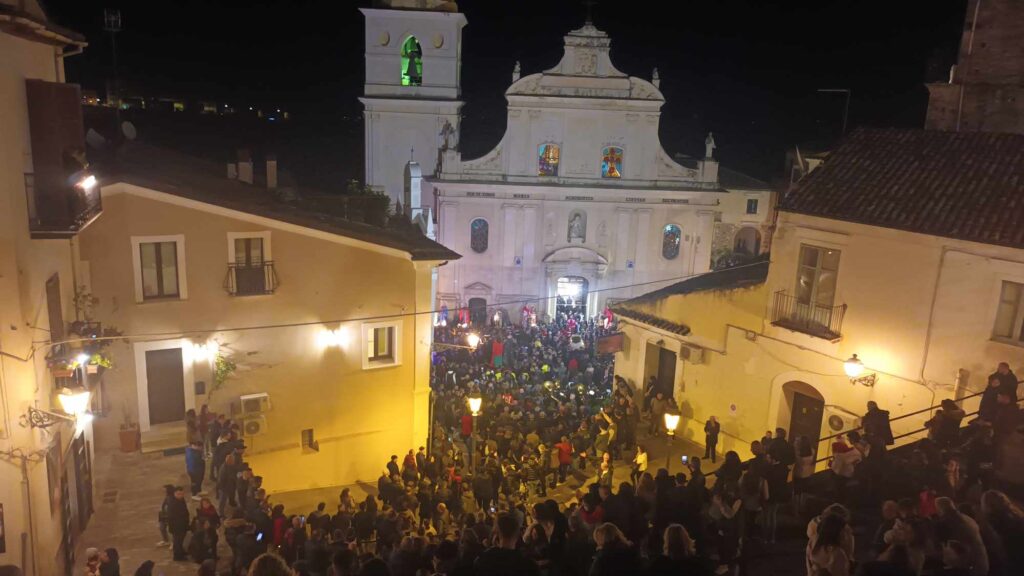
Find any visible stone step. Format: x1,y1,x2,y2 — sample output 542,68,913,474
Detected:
140,423,186,454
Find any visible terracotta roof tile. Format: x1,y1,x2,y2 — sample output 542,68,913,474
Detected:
781,128,1024,249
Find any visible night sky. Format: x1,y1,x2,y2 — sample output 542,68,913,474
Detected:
46,0,967,188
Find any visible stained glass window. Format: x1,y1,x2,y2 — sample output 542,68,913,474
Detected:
662,224,681,260
470,218,488,253
400,37,423,86
601,146,623,178
538,144,560,176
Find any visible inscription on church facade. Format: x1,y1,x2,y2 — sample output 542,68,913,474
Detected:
467,192,496,198
565,195,594,201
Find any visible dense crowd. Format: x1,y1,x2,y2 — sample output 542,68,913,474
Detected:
80,310,1024,576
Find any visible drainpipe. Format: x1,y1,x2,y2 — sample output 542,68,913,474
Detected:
917,247,949,411
956,0,983,131
22,456,37,576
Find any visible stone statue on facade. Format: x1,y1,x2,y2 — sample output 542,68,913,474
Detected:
652,67,660,89
705,132,716,159
439,119,457,151
568,213,586,243
512,61,521,82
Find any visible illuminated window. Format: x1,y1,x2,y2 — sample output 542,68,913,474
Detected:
796,245,840,307
662,224,681,260
601,146,623,178
993,281,1024,343
470,218,489,253
400,36,423,86
538,143,560,176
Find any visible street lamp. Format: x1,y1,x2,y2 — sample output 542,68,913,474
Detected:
467,394,482,472
843,353,877,387
664,412,680,471
466,332,481,350
24,388,92,430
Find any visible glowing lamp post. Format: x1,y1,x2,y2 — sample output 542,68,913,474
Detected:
466,332,481,350
664,411,681,471
467,394,482,472
58,388,92,417
843,353,877,386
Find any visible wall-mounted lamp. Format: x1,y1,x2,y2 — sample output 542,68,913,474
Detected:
466,333,481,350
317,327,349,349
843,354,877,387
24,388,92,430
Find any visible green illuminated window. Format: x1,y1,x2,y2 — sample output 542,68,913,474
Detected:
401,36,423,86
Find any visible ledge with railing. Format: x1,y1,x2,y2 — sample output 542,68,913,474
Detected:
770,290,846,341
224,261,279,296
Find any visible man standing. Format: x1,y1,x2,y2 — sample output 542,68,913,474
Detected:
650,392,668,435
989,362,1019,401
704,416,721,463
186,440,205,500
166,486,191,561
862,401,894,448
554,436,574,483
474,513,539,576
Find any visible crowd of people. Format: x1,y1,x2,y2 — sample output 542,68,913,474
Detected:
83,308,1024,576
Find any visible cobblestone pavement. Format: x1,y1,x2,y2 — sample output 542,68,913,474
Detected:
76,423,724,575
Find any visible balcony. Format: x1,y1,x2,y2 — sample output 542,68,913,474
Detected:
225,262,278,296
770,290,846,341
26,173,102,239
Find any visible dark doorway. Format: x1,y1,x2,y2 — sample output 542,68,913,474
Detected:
72,434,93,530
790,391,825,451
146,348,185,425
468,297,488,326
657,347,677,397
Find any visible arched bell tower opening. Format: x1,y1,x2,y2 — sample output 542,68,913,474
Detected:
400,36,423,86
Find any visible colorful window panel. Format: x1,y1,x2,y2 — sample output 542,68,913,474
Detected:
470,218,489,253
662,224,681,260
538,144,560,176
601,146,623,178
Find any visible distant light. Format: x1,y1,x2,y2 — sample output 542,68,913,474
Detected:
77,175,98,191
75,353,90,366
249,106,253,111
466,333,481,350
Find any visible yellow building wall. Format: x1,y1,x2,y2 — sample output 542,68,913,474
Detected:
0,30,93,575
77,185,441,493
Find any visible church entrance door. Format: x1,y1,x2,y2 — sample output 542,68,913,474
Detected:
556,276,589,320
468,297,488,326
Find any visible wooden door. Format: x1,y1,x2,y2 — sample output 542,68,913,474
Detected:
657,347,677,396
146,348,185,425
790,391,824,450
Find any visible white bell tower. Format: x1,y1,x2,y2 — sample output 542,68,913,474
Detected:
360,1,466,208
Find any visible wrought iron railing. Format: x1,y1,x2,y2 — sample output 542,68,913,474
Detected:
770,290,846,340
26,173,103,238
224,261,278,296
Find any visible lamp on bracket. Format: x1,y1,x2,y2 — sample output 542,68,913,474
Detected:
843,354,877,387
23,387,93,429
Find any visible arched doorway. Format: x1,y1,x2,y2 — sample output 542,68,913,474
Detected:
782,381,824,452
468,297,487,327
734,227,762,256
556,276,589,319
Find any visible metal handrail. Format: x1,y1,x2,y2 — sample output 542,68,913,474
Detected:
816,388,986,446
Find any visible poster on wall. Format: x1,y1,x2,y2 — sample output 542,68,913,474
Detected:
0,502,5,553
46,431,62,515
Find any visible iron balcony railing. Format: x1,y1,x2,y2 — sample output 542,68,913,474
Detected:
770,290,846,340
26,173,103,239
224,261,278,296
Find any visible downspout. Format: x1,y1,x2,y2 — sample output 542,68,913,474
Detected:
54,44,85,83
22,456,37,576
917,247,949,410
956,0,983,131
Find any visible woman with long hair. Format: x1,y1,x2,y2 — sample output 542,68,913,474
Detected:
714,451,743,494
591,523,639,576
647,524,713,576
631,444,648,486
807,513,852,576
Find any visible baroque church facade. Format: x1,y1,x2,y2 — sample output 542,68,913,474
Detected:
361,1,773,319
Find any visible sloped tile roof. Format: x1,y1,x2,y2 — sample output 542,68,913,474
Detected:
780,128,1024,249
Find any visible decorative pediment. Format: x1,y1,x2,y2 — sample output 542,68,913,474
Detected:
542,246,609,266
463,281,493,294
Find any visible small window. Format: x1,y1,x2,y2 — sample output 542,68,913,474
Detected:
746,198,759,215
795,245,840,307
993,280,1024,344
301,428,319,453
662,224,681,259
401,36,423,86
363,321,401,369
538,144,560,176
470,218,489,253
601,146,623,178
140,241,180,299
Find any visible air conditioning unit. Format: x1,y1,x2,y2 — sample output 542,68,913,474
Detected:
240,392,270,416
241,414,267,436
679,344,705,365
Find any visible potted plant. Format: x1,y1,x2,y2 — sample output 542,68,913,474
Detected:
119,409,140,453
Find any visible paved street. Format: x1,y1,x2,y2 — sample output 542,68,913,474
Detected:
77,421,719,573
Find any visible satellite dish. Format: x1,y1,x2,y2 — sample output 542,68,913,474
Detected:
121,121,137,141
86,128,107,149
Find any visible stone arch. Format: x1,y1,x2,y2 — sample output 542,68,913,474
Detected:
780,380,825,452
734,226,762,256
400,35,423,86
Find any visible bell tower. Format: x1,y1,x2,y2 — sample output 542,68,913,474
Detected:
360,1,466,207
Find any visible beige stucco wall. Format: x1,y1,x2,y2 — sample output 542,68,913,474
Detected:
614,210,1024,465
0,30,93,575
77,185,441,493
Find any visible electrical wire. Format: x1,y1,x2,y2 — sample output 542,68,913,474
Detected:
35,261,769,353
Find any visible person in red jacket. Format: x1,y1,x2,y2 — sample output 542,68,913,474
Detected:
554,436,574,483
271,504,288,549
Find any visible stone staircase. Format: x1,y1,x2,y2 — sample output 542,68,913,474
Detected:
140,421,186,454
